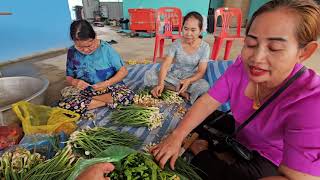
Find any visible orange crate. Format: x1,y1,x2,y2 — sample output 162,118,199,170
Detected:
128,8,156,32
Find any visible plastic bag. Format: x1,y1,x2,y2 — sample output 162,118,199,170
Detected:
19,132,67,159
12,101,80,135
0,125,23,150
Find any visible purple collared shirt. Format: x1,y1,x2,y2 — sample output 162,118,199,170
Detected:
208,56,320,176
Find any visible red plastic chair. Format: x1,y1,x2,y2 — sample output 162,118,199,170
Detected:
210,7,244,60
153,7,182,63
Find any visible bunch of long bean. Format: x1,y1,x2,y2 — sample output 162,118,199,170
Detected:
67,127,141,157
111,105,163,130
23,145,78,180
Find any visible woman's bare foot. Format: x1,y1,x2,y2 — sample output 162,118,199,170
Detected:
190,139,208,155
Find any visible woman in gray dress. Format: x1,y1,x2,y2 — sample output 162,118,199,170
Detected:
144,11,210,104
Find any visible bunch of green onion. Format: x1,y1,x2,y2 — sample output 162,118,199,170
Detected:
111,105,163,130
67,127,141,157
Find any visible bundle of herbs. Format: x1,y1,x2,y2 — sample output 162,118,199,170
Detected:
111,105,163,130
67,127,141,157
109,152,179,180
0,148,44,180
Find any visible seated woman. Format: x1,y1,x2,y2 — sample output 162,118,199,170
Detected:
58,20,134,114
144,11,210,104
151,0,320,179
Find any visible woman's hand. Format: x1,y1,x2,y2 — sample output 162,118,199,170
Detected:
150,131,183,170
73,79,90,90
151,84,165,98
76,162,115,180
92,80,111,91
178,79,191,94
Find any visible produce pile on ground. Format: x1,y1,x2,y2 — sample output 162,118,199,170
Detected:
1,128,203,179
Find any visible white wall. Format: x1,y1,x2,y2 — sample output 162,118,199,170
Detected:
68,0,83,20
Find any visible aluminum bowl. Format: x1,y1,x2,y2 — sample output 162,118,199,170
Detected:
0,76,49,125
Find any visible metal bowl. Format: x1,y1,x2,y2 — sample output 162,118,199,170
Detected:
0,76,49,125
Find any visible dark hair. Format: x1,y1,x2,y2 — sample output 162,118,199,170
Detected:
70,20,96,41
246,0,320,48
183,11,203,31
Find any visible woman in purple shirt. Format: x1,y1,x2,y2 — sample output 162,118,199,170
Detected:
151,0,320,179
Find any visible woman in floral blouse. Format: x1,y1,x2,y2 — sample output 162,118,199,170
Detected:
58,20,134,115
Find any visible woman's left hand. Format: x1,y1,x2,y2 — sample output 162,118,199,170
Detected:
178,79,191,94
92,80,111,91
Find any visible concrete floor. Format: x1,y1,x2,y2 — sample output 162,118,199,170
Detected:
1,26,319,105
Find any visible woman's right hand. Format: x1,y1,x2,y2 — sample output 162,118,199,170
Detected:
151,84,164,98
76,162,115,180
72,79,90,90
150,131,183,170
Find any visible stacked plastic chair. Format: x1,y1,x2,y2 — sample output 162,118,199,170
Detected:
153,7,182,63
210,7,244,60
